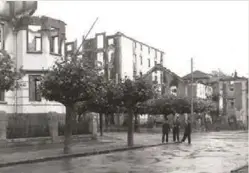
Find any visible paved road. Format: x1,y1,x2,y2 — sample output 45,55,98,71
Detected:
0,131,247,173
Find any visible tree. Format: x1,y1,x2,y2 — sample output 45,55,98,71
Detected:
39,56,102,154
86,80,122,136
0,50,24,91
118,78,154,146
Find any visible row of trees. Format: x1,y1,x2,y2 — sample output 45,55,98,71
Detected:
0,51,218,154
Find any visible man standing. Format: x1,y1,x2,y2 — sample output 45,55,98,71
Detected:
173,115,180,142
181,117,191,144
162,118,170,143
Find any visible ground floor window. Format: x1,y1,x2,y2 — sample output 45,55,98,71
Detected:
29,75,41,101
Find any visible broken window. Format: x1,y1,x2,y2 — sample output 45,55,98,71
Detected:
96,52,104,74
27,25,42,52
148,58,150,67
50,28,61,55
108,38,114,46
29,75,41,101
0,90,4,101
0,24,3,50
96,34,104,49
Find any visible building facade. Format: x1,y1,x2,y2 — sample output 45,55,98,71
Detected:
218,76,248,127
65,32,166,82
182,70,213,99
142,64,186,97
0,2,66,116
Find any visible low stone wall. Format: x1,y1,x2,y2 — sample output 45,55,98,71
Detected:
0,111,98,147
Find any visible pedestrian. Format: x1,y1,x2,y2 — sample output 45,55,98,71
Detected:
162,118,170,143
181,117,191,144
173,115,180,142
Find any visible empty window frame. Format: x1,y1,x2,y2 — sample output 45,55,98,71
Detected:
108,38,114,46
96,34,104,49
29,75,41,101
27,25,42,52
50,28,62,55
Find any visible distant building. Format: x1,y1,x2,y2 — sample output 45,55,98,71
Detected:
65,32,166,82
182,70,213,99
218,73,248,127
142,64,186,97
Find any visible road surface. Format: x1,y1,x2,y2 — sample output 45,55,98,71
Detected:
0,131,247,173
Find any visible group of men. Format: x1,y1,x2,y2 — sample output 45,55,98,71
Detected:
162,115,191,144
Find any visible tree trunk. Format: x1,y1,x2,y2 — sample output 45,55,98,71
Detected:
99,113,103,136
105,114,109,131
64,106,74,154
134,114,140,132
127,109,134,146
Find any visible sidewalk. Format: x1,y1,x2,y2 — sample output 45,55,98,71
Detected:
0,131,246,169
0,132,167,168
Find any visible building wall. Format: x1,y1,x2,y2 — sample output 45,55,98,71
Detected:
0,17,66,115
119,36,133,79
219,80,248,126
186,83,212,99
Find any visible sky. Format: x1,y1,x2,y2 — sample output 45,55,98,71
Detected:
35,1,249,77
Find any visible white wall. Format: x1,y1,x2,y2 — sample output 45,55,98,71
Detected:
1,23,66,114
120,35,164,81
120,36,133,79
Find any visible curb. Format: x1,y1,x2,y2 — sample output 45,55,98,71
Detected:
231,165,248,173
0,142,172,168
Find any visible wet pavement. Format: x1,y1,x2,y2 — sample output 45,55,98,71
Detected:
0,131,247,173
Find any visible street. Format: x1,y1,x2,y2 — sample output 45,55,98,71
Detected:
0,131,247,173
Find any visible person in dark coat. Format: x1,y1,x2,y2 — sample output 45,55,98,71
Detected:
173,116,180,142
162,118,170,143
181,118,191,144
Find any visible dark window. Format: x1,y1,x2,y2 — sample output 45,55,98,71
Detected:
230,101,234,108
230,87,234,91
154,60,157,66
148,47,150,54
50,28,62,55
0,23,4,50
29,75,41,102
140,55,143,65
155,76,158,82
134,42,137,48
0,91,4,101
140,71,143,77
140,44,143,51
27,25,42,52
160,73,163,83
148,59,150,67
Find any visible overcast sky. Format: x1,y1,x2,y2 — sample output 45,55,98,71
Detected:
35,1,248,77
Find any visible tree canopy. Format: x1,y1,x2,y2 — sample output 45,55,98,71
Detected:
40,57,102,107
0,50,24,91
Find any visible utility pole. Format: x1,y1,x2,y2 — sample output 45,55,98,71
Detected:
191,58,194,118
74,17,99,57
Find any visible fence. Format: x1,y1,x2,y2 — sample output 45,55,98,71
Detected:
6,113,91,139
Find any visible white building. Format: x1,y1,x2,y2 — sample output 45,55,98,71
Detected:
66,32,166,83
0,2,66,116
